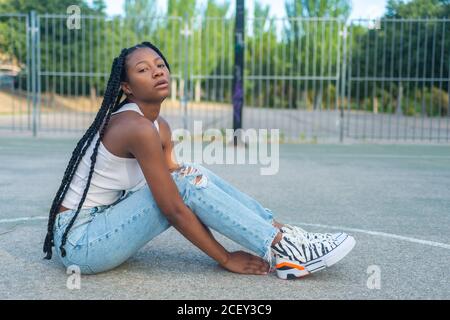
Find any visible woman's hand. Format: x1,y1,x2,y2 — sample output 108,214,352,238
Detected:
220,250,270,275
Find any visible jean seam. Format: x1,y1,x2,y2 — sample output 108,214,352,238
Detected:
53,231,93,273
86,208,149,247
63,256,95,275
84,208,153,274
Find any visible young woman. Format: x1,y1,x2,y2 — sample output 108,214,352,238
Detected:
43,41,355,280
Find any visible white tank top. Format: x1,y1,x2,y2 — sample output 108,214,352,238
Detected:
61,102,159,209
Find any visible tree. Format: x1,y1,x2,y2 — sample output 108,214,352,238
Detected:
285,0,351,19
350,0,450,116
0,0,100,14
283,0,351,109
0,0,107,95
385,0,450,18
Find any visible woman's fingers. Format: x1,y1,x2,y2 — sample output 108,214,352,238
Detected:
245,253,269,273
245,265,268,275
247,260,269,274
223,251,269,275
252,256,270,269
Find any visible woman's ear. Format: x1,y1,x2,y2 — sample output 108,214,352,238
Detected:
120,82,132,96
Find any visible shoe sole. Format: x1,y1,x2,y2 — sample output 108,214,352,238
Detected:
275,235,356,280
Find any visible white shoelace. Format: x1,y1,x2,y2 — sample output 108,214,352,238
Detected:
281,227,336,261
283,225,335,243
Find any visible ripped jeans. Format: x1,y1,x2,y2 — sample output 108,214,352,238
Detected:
52,162,279,274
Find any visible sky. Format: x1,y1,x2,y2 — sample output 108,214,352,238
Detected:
98,0,389,20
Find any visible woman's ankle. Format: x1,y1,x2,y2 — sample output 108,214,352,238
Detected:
272,220,285,229
271,231,283,246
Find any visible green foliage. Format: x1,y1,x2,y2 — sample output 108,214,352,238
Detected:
385,0,450,18
348,0,450,118
285,0,352,20
0,0,448,120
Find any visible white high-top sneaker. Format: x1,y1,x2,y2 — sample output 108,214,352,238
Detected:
271,226,356,280
282,224,347,243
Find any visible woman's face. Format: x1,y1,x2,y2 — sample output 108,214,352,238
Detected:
121,47,171,103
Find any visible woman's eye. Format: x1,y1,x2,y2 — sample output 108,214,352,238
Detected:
158,64,165,68
139,68,148,73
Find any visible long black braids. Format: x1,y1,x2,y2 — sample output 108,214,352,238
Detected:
43,41,171,259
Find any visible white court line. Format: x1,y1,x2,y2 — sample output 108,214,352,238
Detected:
296,222,450,250
299,154,450,159
1,216,449,250
0,216,47,224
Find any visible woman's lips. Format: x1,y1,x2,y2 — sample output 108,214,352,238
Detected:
155,82,169,89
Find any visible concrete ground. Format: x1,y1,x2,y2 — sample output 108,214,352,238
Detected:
0,136,449,299
3,107,450,143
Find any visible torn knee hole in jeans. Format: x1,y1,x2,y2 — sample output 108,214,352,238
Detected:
179,166,208,188
190,174,208,187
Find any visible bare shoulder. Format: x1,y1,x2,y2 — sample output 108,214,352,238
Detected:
156,115,168,125
101,111,157,158
156,115,172,144
105,112,157,145
126,114,160,143
156,115,171,132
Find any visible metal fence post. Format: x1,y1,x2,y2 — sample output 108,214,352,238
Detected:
29,11,38,137
180,14,191,130
25,14,31,132
340,23,348,143
232,0,245,143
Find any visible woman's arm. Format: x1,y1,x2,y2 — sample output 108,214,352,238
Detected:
128,117,229,265
126,117,269,275
156,115,182,173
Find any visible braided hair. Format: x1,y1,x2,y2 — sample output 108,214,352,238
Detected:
43,41,171,259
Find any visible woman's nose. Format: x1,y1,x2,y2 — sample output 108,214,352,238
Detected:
153,69,164,78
